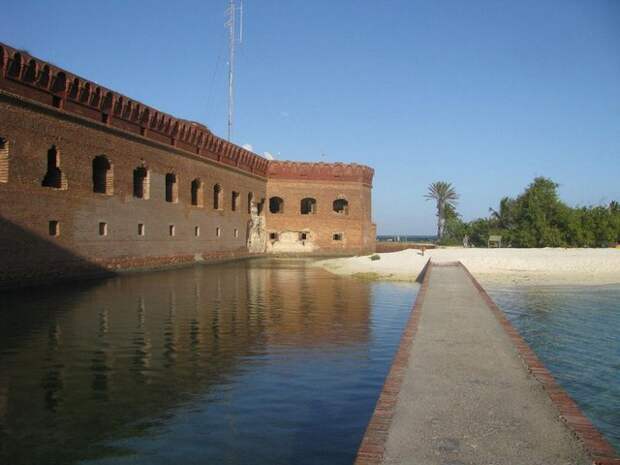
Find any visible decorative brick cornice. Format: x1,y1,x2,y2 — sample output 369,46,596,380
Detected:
267,160,374,186
0,42,269,177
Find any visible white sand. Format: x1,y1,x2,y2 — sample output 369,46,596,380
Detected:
317,248,620,286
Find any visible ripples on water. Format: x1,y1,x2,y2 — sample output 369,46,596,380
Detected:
0,259,418,465
485,283,620,452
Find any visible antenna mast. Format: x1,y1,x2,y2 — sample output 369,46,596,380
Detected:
226,0,235,141
226,0,243,141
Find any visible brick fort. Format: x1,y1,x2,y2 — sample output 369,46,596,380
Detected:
0,42,376,287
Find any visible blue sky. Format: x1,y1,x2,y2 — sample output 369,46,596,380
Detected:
3,0,619,234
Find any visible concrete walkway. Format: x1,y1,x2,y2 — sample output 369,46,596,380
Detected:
379,264,590,465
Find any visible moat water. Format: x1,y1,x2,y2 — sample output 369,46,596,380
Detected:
0,259,418,465
486,283,620,452
1,262,618,464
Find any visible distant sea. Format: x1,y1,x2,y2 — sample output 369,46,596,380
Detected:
376,235,437,243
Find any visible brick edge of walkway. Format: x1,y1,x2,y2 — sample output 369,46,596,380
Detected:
353,259,434,465
354,261,619,465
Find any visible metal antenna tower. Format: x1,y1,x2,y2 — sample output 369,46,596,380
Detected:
226,0,243,141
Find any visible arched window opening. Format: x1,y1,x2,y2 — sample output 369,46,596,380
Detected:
269,196,284,214
165,173,178,203
92,155,113,194
133,166,149,199
42,146,67,189
191,179,203,207
333,198,349,215
231,191,240,211
0,137,9,183
247,192,254,214
213,184,223,210
300,197,316,215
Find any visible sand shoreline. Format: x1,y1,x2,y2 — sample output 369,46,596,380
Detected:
317,248,620,286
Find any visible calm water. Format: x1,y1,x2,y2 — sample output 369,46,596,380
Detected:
0,259,418,465
486,284,620,452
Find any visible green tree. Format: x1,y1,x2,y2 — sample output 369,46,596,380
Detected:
468,218,492,247
425,181,459,240
477,179,619,248
506,177,567,247
440,204,470,245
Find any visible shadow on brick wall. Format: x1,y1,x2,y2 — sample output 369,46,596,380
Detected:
0,217,114,290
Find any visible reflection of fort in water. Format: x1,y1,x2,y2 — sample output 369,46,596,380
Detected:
0,259,372,462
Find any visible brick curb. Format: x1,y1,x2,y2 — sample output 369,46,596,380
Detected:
353,260,432,465
458,261,619,465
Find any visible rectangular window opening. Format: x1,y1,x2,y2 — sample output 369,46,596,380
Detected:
169,225,175,237
269,232,278,241
234,228,239,238
299,232,308,241
216,227,222,237
49,220,60,237
333,233,343,241
0,136,9,183
232,191,239,212
138,223,145,236
99,222,108,236
195,226,200,237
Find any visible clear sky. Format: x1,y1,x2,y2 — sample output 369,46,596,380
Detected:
3,0,619,234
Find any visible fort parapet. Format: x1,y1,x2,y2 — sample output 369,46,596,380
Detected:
267,161,374,186
0,43,268,177
0,42,375,287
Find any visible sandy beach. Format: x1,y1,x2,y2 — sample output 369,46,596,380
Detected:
317,248,620,286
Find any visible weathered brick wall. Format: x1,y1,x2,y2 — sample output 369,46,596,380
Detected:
265,164,376,255
0,42,376,287
0,94,266,286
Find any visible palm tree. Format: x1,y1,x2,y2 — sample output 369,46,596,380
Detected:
489,196,515,229
425,181,459,240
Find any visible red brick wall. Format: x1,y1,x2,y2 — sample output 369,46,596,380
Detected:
0,42,376,286
265,176,375,255
0,93,266,286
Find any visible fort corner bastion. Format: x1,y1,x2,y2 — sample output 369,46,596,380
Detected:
0,42,375,287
